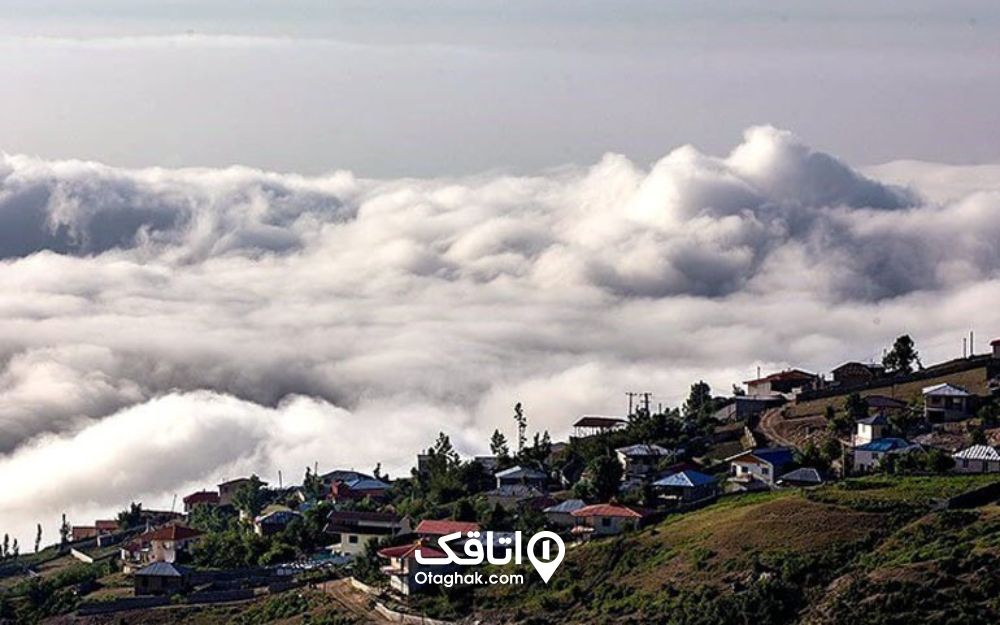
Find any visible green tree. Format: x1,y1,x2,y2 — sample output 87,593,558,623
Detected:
845,393,869,421
34,524,42,554
302,467,326,501
883,334,921,375
514,402,527,453
232,475,267,518
58,514,69,549
116,502,144,530
683,381,713,421
971,428,988,445
587,455,624,502
490,429,511,459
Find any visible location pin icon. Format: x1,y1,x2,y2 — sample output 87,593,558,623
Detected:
526,531,565,583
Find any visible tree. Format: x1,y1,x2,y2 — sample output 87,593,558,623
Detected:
35,524,42,554
59,514,70,549
11,539,18,560
883,334,921,375
116,502,144,530
683,381,713,421
490,429,511,459
231,475,267,518
302,467,326,501
587,455,624,502
845,393,868,421
732,384,746,397
2,534,8,560
971,428,988,445
514,403,527,453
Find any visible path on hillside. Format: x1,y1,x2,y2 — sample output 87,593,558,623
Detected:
758,407,800,449
320,579,393,624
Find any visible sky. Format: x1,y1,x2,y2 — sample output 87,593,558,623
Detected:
1,1,1000,547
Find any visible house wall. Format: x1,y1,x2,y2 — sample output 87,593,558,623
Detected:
545,511,576,528
582,515,637,536
730,459,776,485
953,457,1000,474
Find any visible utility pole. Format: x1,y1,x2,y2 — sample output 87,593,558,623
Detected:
625,392,640,417
641,392,653,417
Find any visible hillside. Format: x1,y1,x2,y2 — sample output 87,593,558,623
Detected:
464,475,1000,625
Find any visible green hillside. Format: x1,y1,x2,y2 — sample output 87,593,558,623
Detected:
464,475,1000,625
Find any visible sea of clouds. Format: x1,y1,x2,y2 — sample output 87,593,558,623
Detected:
2,125,1000,545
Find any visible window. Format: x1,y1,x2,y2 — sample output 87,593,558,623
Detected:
761,467,769,476
601,518,612,527
348,535,359,544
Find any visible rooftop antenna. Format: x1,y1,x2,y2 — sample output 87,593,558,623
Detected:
971,331,975,355
170,494,176,513
756,365,761,379
278,470,283,489
964,337,968,358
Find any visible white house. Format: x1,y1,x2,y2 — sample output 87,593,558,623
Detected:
853,414,889,446
570,503,648,539
952,445,1000,474
542,499,586,528
853,438,921,473
378,542,455,596
615,444,674,478
121,525,203,571
726,448,794,487
324,510,411,558
923,383,974,422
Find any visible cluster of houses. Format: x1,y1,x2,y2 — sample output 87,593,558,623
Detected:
64,337,1000,601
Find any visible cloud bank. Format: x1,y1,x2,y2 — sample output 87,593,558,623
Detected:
2,126,1000,544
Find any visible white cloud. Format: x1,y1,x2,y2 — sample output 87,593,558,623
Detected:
1,126,1000,545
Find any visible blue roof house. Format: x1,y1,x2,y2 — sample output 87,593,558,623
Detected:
852,438,921,473
653,470,720,505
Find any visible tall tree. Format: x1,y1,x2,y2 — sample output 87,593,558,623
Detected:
489,429,511,459
34,524,42,553
232,475,267,518
513,402,527,453
587,455,624,502
845,392,869,421
302,467,325,501
59,514,70,549
883,334,921,374
683,381,714,421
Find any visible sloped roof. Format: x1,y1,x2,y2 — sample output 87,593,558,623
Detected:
137,525,203,542
255,509,302,525
953,445,1000,461
485,485,544,498
320,470,374,483
855,437,916,452
727,447,794,467
378,542,446,560
922,383,972,397
573,416,628,428
856,414,889,426
865,395,907,409
495,465,548,480
415,519,480,536
616,444,672,457
326,510,401,524
744,369,816,385
183,491,220,505
543,499,587,514
343,478,391,490
777,467,823,485
653,470,717,488
571,503,645,519
135,562,191,577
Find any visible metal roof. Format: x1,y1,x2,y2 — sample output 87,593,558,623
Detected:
777,467,823,484
653,470,717,488
135,562,191,577
953,445,1000,461
495,465,548,480
616,444,672,457
543,499,586,514
922,383,973,397
855,437,916,452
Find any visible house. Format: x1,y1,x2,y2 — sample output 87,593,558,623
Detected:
831,362,885,388
572,416,628,437
254,508,302,536
727,448,794,487
414,519,480,549
473,456,500,475
70,520,119,543
776,467,825,487
182,491,220,513
217,477,267,507
731,394,786,422
854,414,889,446
652,470,719,505
325,510,411,558
952,445,1000,473
133,562,192,596
378,541,453,596
570,503,648,539
320,470,374,489
864,395,908,413
744,370,818,398
542,499,586,528
483,484,546,511
122,525,203,569
330,477,392,503
615,444,674,478
923,383,974,422
495,465,548,490
853,438,920,473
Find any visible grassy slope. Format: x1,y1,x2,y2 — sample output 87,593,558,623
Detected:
471,475,1000,625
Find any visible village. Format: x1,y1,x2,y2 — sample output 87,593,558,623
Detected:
3,334,1000,623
